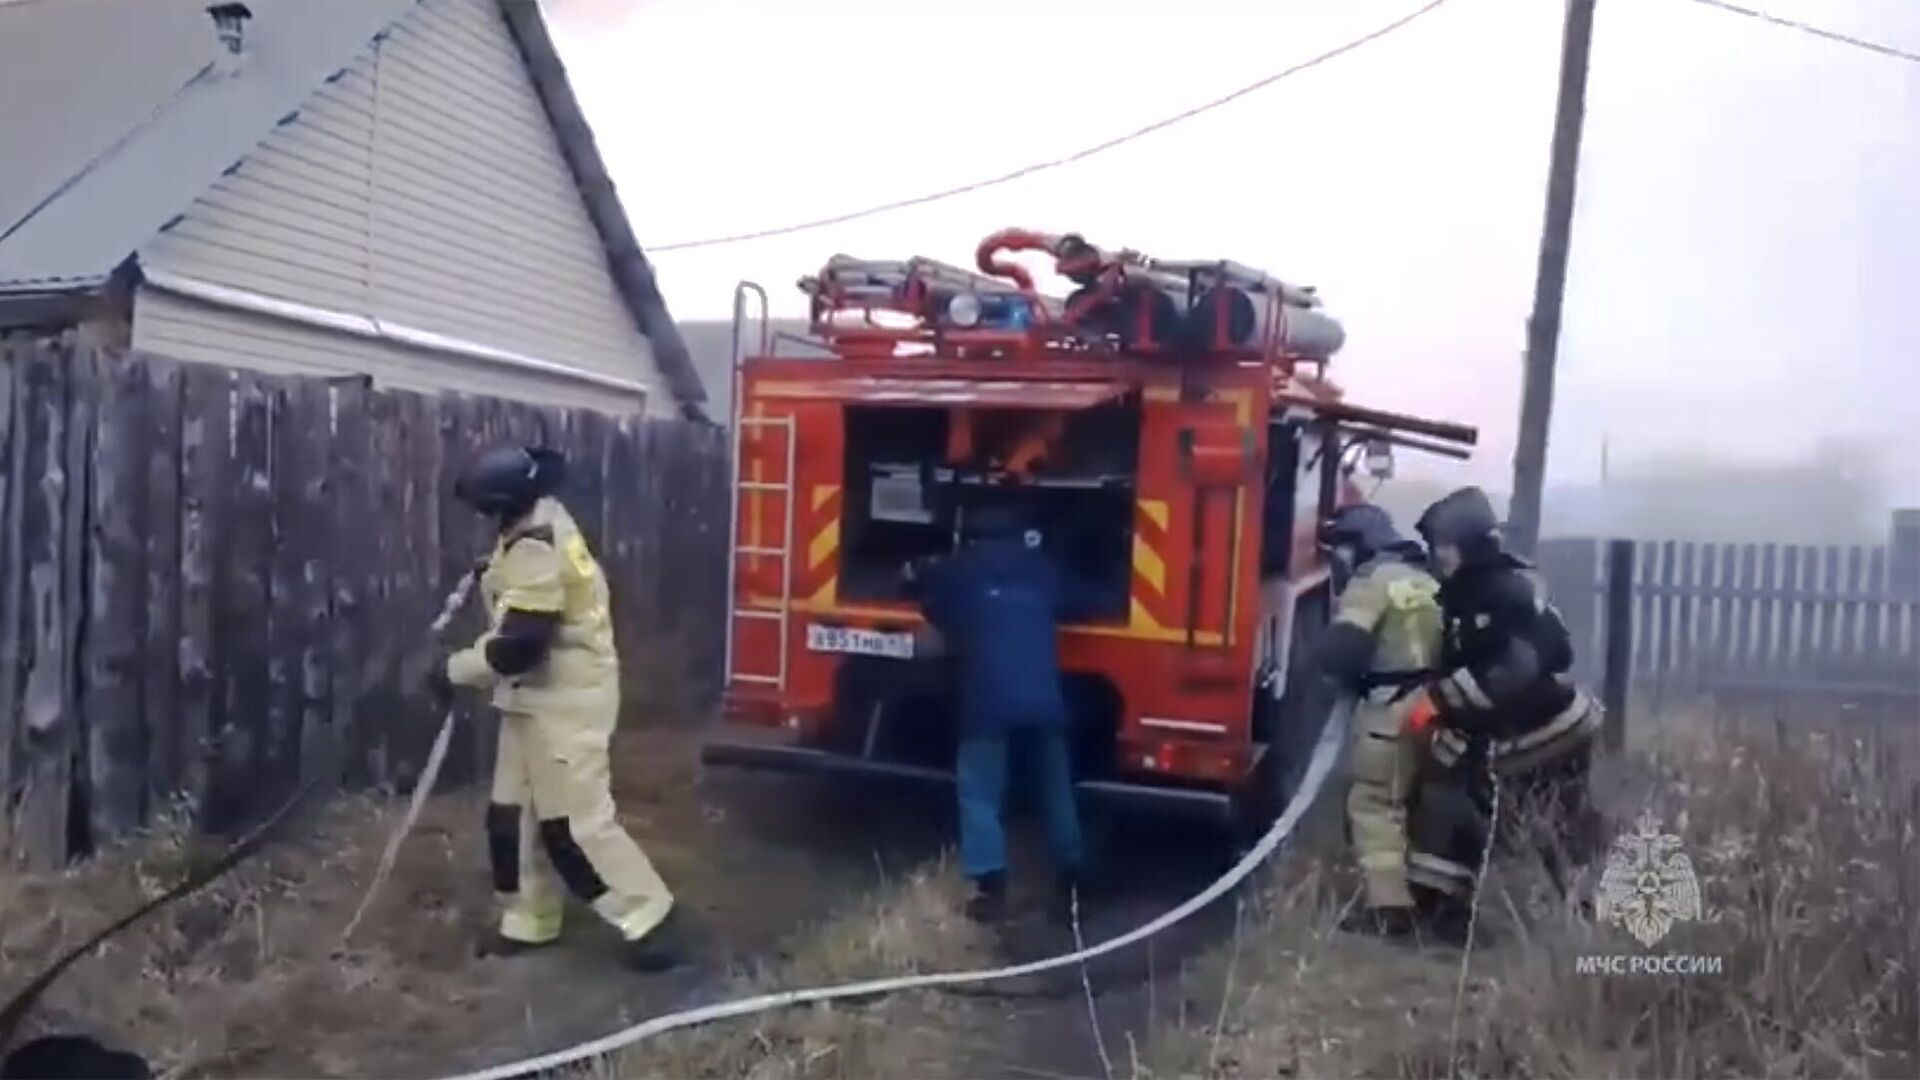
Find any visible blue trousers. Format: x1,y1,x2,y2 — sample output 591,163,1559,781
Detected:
955,728,1086,880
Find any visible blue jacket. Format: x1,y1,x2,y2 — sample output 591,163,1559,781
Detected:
917,539,1100,736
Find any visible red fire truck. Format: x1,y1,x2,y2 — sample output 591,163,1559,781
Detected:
702,229,1477,828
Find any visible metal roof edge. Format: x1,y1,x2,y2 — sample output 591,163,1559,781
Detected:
141,264,652,401
496,0,707,416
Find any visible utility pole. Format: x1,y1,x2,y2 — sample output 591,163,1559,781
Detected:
1508,0,1598,556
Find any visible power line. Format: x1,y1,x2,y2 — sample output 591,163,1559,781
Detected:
649,0,1452,253
1687,0,1920,64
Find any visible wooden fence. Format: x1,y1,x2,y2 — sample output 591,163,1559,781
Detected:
0,339,728,867
1539,536,1920,708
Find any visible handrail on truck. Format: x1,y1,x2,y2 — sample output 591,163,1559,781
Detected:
723,281,771,691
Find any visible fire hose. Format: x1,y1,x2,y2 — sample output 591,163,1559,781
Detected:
439,699,1352,1080
338,566,483,947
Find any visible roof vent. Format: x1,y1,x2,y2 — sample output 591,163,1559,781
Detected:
206,2,252,75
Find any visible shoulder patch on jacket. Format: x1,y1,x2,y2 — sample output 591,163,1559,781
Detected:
562,532,597,578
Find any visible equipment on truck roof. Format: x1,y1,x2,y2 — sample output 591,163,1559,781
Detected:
706,228,1478,836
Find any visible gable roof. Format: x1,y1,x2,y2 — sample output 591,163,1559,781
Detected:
0,0,704,412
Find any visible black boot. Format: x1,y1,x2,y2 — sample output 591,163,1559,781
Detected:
1411,890,1475,948
965,871,1008,923
1338,905,1416,939
623,910,687,973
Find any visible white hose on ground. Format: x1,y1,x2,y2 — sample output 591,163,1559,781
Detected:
440,699,1353,1080
338,569,482,948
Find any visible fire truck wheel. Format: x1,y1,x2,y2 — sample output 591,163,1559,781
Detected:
1232,587,1335,849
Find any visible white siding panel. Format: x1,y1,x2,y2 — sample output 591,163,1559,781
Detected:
132,287,645,415
135,0,667,416
369,0,662,405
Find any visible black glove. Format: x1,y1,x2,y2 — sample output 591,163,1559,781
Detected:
422,652,455,712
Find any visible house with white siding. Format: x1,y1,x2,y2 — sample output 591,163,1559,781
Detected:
0,0,706,419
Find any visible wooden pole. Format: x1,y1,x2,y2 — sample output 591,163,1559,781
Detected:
1507,0,1598,556
1602,538,1634,752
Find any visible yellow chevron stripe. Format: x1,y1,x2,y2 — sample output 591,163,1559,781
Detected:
813,483,839,511
807,576,837,606
1129,596,1164,632
808,519,840,571
1132,535,1166,593
1138,498,1169,532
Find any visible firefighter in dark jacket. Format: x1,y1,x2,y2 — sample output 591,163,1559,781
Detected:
1310,505,1443,938
1404,486,1604,943
428,446,680,971
908,506,1096,923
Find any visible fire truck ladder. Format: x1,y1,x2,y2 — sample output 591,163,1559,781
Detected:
725,413,797,690
722,281,796,692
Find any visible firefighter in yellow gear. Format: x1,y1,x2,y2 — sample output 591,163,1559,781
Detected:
1311,504,1443,938
428,445,680,972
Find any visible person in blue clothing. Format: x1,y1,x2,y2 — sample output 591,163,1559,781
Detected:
906,504,1100,923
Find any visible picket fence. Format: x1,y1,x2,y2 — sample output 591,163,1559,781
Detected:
1538,535,1920,708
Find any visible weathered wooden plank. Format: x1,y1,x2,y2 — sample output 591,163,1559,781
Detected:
602,413,643,693
1698,544,1723,671
142,359,183,815
1740,545,1765,669
325,377,372,789
1862,547,1887,666
388,390,437,784
1838,546,1864,665
1631,541,1654,676
1813,546,1837,666
1653,541,1677,682
60,347,95,855
268,379,330,793
570,409,611,553
437,393,487,788
0,344,25,851
212,372,273,831
1794,546,1818,666
85,351,150,840
360,390,403,788
13,343,74,867
289,380,334,791
177,363,230,827
1672,542,1697,684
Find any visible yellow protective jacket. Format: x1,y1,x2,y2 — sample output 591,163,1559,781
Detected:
1317,554,1443,695
448,496,618,712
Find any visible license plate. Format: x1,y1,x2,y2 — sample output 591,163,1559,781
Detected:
805,623,915,659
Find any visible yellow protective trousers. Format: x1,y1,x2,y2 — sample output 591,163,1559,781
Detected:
485,688,673,946
1345,686,1424,910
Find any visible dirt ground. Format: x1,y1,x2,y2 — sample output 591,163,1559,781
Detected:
0,714,1244,1079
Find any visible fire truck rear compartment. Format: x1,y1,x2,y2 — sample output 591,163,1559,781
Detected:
838,400,1139,619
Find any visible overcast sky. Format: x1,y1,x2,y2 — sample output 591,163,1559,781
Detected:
545,0,1919,505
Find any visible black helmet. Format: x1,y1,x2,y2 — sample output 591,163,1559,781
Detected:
454,445,565,520
1415,486,1501,548
1319,504,1407,560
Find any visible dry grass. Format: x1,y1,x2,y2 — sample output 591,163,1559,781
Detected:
605,859,994,1080
0,791,503,1077
1140,707,1920,1079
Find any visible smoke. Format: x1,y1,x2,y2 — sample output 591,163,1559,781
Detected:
541,0,642,37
